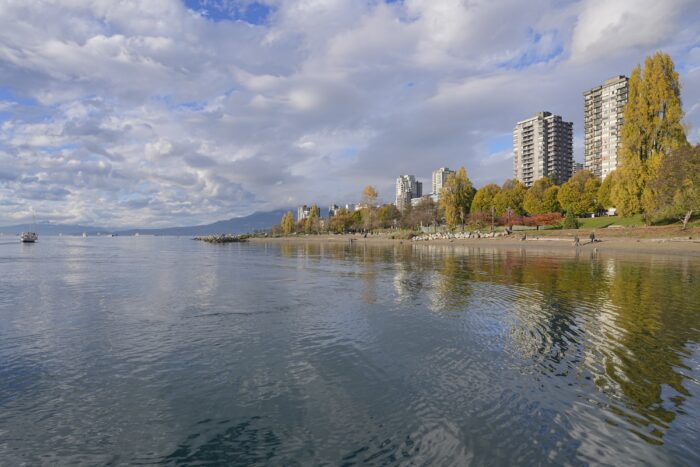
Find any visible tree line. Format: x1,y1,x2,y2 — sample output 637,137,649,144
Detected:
275,52,698,235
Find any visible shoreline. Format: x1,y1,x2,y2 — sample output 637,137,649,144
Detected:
249,233,700,257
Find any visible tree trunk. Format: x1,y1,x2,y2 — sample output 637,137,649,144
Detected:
682,210,692,230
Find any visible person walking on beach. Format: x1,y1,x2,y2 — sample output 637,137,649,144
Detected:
589,232,596,244
574,235,580,247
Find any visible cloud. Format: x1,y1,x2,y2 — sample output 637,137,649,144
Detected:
0,0,698,227
570,0,695,63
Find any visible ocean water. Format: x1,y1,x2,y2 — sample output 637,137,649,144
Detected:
0,236,698,465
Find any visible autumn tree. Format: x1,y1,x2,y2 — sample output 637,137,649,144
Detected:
493,179,526,216
361,185,379,231
612,52,688,217
329,208,351,233
305,204,320,234
597,170,619,209
471,184,501,213
524,212,563,230
439,167,476,230
377,203,400,228
409,197,439,228
557,170,600,215
523,177,560,215
647,145,700,229
281,211,295,235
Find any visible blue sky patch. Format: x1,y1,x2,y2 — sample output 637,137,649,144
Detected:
485,134,512,154
184,0,273,25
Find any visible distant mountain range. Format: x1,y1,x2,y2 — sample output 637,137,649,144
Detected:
0,209,289,236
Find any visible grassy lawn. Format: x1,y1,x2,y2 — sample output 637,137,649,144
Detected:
577,214,644,229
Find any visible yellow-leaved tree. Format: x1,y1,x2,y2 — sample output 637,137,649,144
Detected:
523,177,560,215
493,179,527,216
439,167,475,230
361,185,379,231
612,52,687,218
557,170,600,215
281,211,295,235
471,184,501,213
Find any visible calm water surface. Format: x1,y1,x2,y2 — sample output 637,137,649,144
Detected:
0,237,699,465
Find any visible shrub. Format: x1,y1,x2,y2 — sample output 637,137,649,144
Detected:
562,210,579,229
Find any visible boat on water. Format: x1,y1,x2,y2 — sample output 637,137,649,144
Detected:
20,231,38,243
82,232,87,238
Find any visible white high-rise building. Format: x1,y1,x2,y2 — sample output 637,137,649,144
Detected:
431,167,454,198
584,75,629,179
297,205,311,221
395,175,421,211
513,111,573,187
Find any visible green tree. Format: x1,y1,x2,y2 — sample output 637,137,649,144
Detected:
281,211,295,235
557,170,600,215
493,179,527,216
471,184,501,213
562,210,579,229
349,209,363,231
329,208,351,233
613,52,688,217
647,145,700,229
439,167,476,229
523,177,560,215
377,204,400,228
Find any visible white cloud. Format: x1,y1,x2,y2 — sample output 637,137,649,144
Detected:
0,0,698,227
570,0,694,63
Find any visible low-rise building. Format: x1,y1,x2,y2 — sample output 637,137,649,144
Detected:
411,195,432,207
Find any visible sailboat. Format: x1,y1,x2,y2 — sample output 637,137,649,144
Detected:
20,211,38,243
20,231,38,243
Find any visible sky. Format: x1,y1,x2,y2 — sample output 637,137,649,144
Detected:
0,0,699,228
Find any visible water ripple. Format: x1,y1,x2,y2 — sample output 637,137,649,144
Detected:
0,238,698,465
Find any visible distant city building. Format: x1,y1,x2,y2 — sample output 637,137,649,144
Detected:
411,195,432,207
513,111,573,187
431,167,454,197
328,204,340,217
297,205,312,221
344,203,357,212
395,175,422,211
584,75,628,179
572,162,584,176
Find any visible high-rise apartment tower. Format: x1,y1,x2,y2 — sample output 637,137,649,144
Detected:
431,167,454,198
513,111,573,187
395,175,421,211
583,75,628,178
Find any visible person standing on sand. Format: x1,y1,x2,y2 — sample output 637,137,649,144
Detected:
574,235,580,246
589,232,596,244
